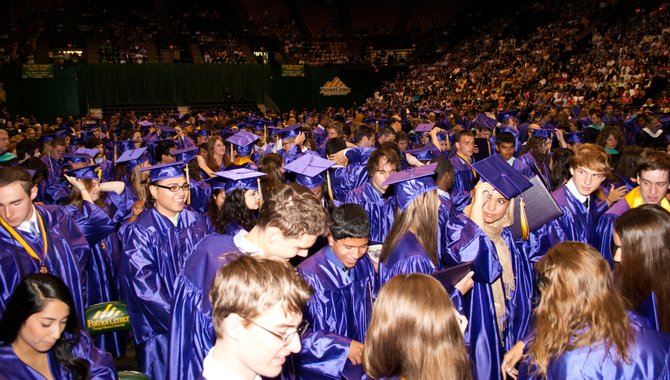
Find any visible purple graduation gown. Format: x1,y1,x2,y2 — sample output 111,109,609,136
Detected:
380,232,436,286
118,207,208,380
449,155,477,212
0,332,116,380
519,312,670,379
515,153,550,189
296,247,376,379
595,198,630,266
345,182,396,244
0,205,89,324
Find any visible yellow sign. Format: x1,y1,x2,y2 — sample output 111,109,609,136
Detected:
320,77,351,96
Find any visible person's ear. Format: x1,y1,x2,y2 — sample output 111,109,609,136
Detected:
30,185,38,201
569,167,575,177
327,234,335,247
149,184,158,199
224,313,246,342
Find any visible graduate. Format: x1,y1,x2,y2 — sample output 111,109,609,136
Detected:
449,130,478,212
326,138,374,205
171,145,212,216
167,184,331,380
276,124,309,164
41,137,67,189
209,168,265,235
0,166,90,324
461,155,537,380
345,146,399,244
596,151,670,264
515,129,552,189
283,153,336,209
118,160,209,380
225,130,259,169
296,204,375,379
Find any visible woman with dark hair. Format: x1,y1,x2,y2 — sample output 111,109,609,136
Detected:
548,148,574,191
512,242,670,379
596,125,625,165
197,136,231,178
0,273,116,379
517,134,552,188
363,274,472,380
211,169,265,235
614,205,670,333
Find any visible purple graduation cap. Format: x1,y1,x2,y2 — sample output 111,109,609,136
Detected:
564,131,585,145
474,113,499,130
213,168,266,193
414,123,435,133
114,139,136,152
65,163,101,180
283,154,336,191
115,147,149,170
496,110,520,123
139,120,155,127
278,124,303,139
74,147,100,158
473,155,533,238
226,130,259,157
170,145,199,162
532,128,555,140
158,125,176,137
382,163,439,211
39,131,66,145
61,153,92,166
196,129,209,138
405,146,439,162
140,161,188,182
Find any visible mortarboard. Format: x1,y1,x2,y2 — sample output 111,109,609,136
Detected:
74,147,100,158
226,130,259,157
213,168,266,193
39,131,65,144
405,146,439,162
114,139,136,152
278,124,303,139
283,154,336,192
65,163,101,180
115,147,149,170
563,131,585,145
414,123,435,133
170,145,199,162
61,153,93,166
473,113,498,130
140,160,188,183
158,125,176,137
139,120,154,127
196,129,209,137
382,163,438,211
531,128,555,140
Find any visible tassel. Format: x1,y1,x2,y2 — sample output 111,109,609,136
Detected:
113,144,117,164
230,143,235,162
326,170,334,202
184,166,191,205
257,178,263,208
519,197,529,240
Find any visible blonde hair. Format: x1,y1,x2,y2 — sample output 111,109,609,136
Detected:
380,190,439,267
209,255,312,340
363,274,472,380
570,143,610,174
527,242,633,378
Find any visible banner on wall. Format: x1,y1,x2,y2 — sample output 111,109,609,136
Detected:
281,64,305,77
319,77,351,96
21,64,54,79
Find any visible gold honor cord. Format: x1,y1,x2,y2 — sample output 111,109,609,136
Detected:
456,152,478,179
326,170,334,201
0,212,49,273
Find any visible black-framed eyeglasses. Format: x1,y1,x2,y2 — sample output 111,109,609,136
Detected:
242,317,309,344
153,183,190,192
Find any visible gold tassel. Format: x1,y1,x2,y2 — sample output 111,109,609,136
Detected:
519,197,529,240
326,170,334,202
184,166,191,205
257,178,263,208
230,143,235,162
95,166,102,182
113,144,117,164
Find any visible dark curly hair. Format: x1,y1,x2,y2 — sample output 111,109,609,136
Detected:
215,188,257,233
0,274,90,380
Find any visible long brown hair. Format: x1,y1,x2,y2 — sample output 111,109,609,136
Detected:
614,205,670,332
258,153,284,201
380,190,439,267
363,273,472,380
527,242,633,378
205,136,231,171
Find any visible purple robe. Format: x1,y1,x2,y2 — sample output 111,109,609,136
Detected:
380,232,436,286
345,183,395,244
296,247,376,379
449,155,477,212
0,332,116,379
595,198,631,266
118,207,208,380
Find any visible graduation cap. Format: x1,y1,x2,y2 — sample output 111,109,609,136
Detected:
114,139,136,152
170,145,199,162
532,128,555,140
158,125,176,137
115,147,149,170
564,131,585,145
414,123,435,133
497,110,520,122
213,168,266,193
405,146,439,162
196,129,209,137
74,147,100,158
283,154,336,195
436,131,447,142
473,155,533,238
140,160,188,183
226,130,259,158
382,163,438,211
138,120,154,127
61,153,93,166
278,124,303,139
65,163,101,181
473,113,498,130
39,131,66,145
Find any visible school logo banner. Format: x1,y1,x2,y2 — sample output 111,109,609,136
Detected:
320,77,351,96
85,302,131,335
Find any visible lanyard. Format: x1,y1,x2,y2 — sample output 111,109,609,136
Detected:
0,211,49,273
457,152,477,178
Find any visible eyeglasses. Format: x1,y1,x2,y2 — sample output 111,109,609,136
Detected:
153,183,190,192
242,317,309,344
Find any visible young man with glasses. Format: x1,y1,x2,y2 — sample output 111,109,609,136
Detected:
119,160,208,380
168,184,331,380
206,255,312,380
